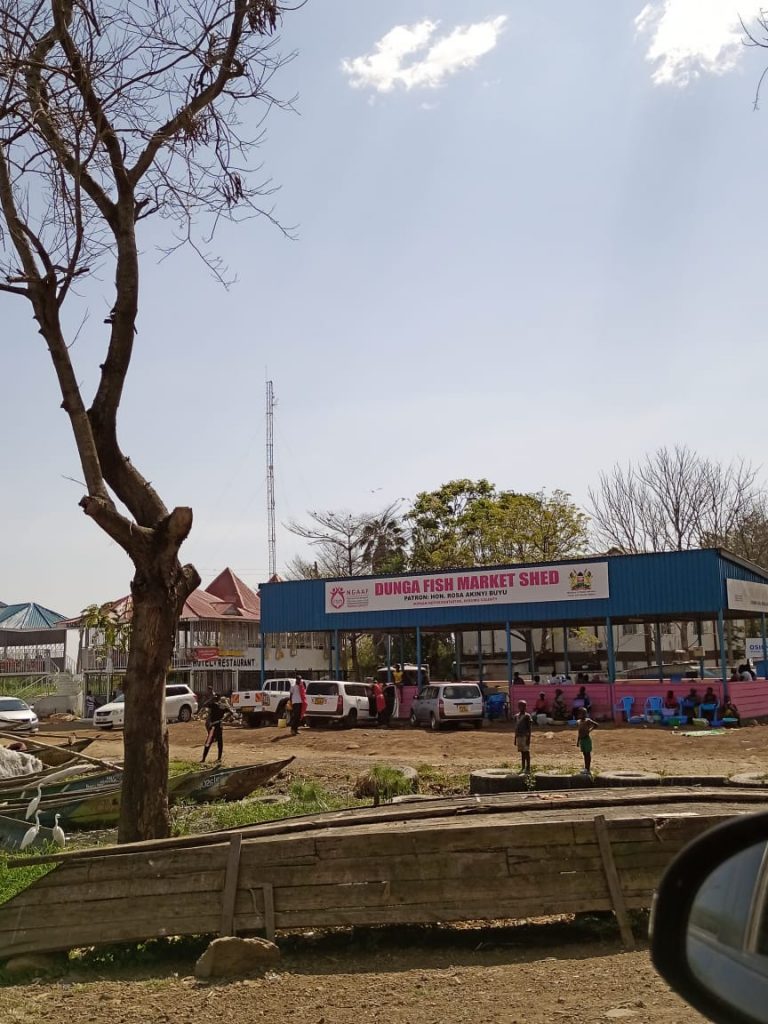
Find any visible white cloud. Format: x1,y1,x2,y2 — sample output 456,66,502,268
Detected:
342,17,507,93
636,0,763,86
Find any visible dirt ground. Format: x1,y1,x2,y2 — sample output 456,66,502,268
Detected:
8,717,759,1021
0,939,708,1024
64,717,768,788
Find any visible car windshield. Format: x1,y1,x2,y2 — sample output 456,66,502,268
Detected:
0,699,27,712
442,686,480,700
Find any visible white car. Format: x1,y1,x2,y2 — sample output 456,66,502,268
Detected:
0,697,39,734
92,684,198,729
305,680,374,728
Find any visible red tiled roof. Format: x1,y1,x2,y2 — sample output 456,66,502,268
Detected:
70,569,261,625
205,568,260,617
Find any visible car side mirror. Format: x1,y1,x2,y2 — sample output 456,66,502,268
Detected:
650,811,768,1024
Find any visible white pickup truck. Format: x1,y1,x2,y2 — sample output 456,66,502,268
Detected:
231,677,296,727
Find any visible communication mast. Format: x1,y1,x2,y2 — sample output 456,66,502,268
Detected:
266,380,277,579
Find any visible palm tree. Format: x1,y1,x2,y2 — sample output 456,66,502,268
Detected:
361,505,407,575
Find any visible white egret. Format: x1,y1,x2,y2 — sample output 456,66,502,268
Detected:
52,813,66,847
19,811,41,850
24,784,42,821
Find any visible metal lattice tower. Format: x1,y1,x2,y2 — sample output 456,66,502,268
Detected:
266,380,277,579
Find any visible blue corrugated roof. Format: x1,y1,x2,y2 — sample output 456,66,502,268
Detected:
0,603,68,630
260,549,768,633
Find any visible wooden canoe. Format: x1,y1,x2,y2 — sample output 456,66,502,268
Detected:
0,812,57,853
0,786,122,830
180,758,294,803
35,738,94,767
0,767,115,803
0,759,91,793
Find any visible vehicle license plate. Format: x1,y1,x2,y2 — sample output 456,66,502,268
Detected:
458,704,469,712
315,697,326,705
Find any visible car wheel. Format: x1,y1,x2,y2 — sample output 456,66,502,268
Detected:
429,713,441,732
409,710,418,728
345,708,358,728
178,705,192,723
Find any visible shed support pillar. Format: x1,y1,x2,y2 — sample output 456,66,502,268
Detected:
260,636,266,688
386,635,392,683
605,617,616,683
655,622,663,683
506,622,513,686
455,632,462,680
717,610,728,696
762,614,767,679
562,627,569,678
477,629,483,683
697,622,705,681
334,630,340,681
416,627,422,690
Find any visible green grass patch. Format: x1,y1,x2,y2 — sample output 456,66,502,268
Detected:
0,849,56,906
354,765,414,805
170,780,361,836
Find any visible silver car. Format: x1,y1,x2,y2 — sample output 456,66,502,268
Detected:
409,683,484,731
0,697,39,734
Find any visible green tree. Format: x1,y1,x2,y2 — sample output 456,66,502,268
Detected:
409,480,588,570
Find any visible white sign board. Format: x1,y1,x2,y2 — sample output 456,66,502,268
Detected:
325,562,609,615
727,579,768,614
745,637,768,660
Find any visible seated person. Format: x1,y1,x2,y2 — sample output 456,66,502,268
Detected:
513,672,525,686
720,698,740,723
572,685,591,716
700,686,718,722
730,668,740,682
681,687,699,722
534,691,549,716
663,690,678,710
551,688,568,721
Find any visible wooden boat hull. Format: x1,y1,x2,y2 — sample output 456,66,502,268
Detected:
0,768,120,804
35,738,94,767
0,758,88,794
2,788,768,957
0,812,56,852
0,786,121,829
182,758,294,803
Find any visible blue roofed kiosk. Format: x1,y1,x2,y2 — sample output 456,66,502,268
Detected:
259,549,768,722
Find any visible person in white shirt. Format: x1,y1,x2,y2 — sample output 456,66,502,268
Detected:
289,677,303,735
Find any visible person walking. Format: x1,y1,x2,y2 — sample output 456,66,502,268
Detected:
514,699,533,774
200,688,229,763
289,676,304,736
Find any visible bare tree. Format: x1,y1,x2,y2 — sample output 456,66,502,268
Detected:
589,447,761,554
0,0,296,841
285,504,404,677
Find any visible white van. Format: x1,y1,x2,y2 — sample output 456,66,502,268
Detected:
304,680,374,728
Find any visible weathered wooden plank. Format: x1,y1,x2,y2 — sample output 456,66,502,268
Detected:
8,870,226,908
0,913,222,957
220,834,243,937
595,814,635,951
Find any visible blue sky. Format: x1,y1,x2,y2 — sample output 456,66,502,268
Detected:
5,0,768,613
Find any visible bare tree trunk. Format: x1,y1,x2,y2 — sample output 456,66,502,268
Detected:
119,552,196,842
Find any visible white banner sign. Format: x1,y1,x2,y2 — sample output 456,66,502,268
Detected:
745,637,768,660
727,579,768,614
324,562,609,615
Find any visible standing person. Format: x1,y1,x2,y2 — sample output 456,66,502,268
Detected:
393,664,403,687
373,680,386,726
299,677,307,725
576,707,598,774
384,679,396,726
289,676,303,736
552,688,568,722
514,700,533,774
84,690,95,718
200,688,229,763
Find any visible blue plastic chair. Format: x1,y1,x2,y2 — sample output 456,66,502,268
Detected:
644,696,664,715
614,695,634,721
485,693,508,721
699,702,718,723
